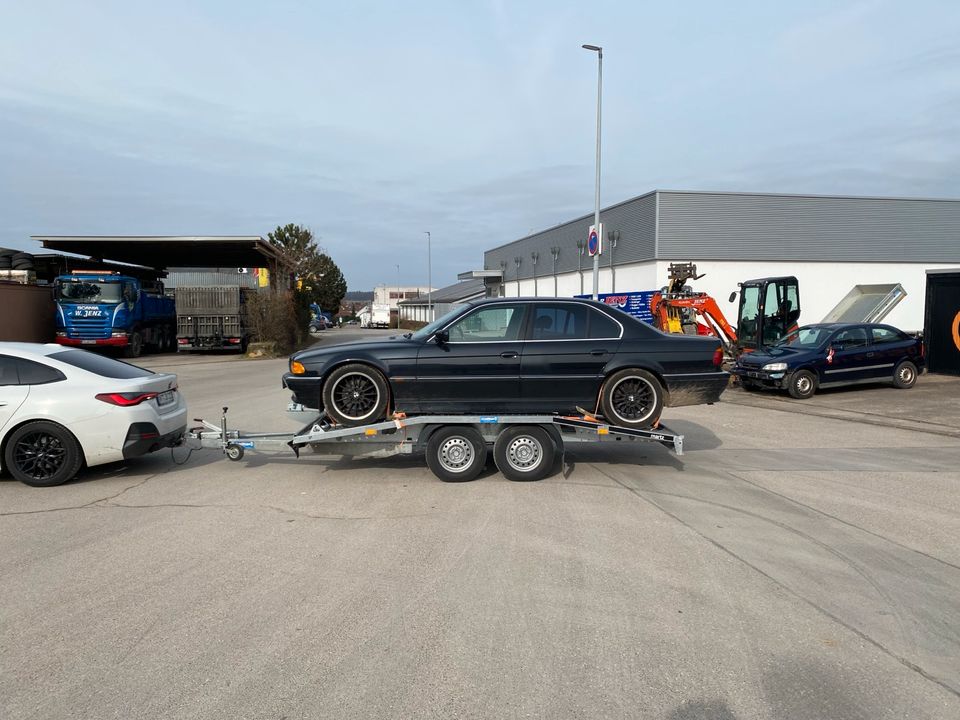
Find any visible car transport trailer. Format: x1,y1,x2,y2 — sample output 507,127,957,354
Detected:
186,405,684,482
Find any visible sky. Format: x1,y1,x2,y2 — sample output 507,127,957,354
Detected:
1,0,959,291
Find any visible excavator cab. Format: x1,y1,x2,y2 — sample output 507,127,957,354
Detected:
734,276,800,350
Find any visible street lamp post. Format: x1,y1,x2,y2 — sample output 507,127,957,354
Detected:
514,256,522,297
550,247,560,297
582,43,602,300
531,252,539,296
576,239,585,295
396,264,401,329
499,260,507,297
424,231,432,322
608,229,619,292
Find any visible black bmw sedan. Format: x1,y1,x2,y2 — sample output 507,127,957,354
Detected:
283,297,729,428
733,322,924,399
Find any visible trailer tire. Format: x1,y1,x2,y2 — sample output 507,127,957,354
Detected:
426,426,487,482
494,425,555,482
322,363,389,427
124,331,143,358
599,368,664,429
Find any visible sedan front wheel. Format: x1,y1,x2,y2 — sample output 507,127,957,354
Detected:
322,363,389,426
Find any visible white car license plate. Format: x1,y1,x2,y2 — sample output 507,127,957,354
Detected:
81,339,96,345
157,390,175,406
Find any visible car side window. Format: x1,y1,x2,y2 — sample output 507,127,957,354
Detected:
0,355,18,386
447,305,524,342
871,327,902,344
588,309,621,339
15,358,66,385
530,304,589,341
833,327,869,349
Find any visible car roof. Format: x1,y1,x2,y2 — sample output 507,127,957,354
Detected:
0,342,68,357
466,296,610,309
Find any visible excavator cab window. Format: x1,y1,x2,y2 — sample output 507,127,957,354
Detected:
737,286,761,348
737,277,800,349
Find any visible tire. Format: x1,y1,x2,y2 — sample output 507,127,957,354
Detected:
893,360,918,389
322,363,389,426
493,425,556,482
599,368,664,429
787,369,817,399
123,331,143,358
3,421,84,487
425,426,487,482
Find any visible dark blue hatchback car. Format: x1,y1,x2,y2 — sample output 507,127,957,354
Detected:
733,323,924,399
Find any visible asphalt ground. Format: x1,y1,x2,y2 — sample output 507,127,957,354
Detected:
1,329,959,719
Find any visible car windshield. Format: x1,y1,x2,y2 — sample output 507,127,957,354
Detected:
409,306,469,341
773,326,832,348
56,280,125,304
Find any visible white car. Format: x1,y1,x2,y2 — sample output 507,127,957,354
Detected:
0,343,187,486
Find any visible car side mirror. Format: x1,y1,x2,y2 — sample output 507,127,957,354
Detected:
728,291,737,303
435,330,449,345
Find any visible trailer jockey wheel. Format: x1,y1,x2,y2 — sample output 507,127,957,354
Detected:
426,427,487,482
494,426,555,482
225,444,244,461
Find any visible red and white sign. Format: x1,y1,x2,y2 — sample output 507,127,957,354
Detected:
587,223,603,256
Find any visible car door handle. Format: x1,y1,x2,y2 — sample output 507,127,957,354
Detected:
500,351,519,359
590,349,608,356
866,352,875,358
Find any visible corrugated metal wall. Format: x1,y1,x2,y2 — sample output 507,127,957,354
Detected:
165,268,260,289
657,191,960,262
483,192,657,281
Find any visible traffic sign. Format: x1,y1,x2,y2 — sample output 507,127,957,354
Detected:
587,223,603,257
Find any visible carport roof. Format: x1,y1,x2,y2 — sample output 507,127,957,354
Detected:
33,235,291,271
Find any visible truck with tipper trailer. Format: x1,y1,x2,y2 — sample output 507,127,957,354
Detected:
175,286,251,352
54,271,176,357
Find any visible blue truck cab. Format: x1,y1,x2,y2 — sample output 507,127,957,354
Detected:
54,272,176,358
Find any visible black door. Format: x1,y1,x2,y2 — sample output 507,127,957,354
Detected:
925,273,960,375
415,303,528,412
520,303,623,412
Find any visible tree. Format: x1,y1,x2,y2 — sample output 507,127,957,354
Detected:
267,224,347,313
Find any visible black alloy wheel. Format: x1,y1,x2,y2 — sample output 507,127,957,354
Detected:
4,421,84,487
600,368,664,429
322,363,390,426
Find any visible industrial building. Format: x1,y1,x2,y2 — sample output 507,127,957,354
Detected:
398,278,485,323
472,190,960,373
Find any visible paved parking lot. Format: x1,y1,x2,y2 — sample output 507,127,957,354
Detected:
2,333,959,719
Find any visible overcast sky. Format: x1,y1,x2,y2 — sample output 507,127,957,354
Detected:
1,1,958,290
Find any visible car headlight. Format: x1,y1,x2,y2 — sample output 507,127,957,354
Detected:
762,362,788,372
290,360,306,375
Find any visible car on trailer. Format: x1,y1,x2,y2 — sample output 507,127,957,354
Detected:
283,296,728,430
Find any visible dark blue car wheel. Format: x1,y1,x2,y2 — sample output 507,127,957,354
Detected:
787,369,816,400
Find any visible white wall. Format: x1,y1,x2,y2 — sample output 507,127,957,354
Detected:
654,260,956,332
503,261,659,299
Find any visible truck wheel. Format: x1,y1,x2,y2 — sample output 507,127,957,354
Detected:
787,369,816,399
3,421,84,487
322,363,389,426
493,426,556,482
426,427,487,482
599,368,664,429
124,331,143,358
892,360,918,389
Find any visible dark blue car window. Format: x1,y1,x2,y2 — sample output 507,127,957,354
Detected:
833,327,869,349
872,327,903,344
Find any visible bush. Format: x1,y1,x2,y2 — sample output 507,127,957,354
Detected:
246,291,303,353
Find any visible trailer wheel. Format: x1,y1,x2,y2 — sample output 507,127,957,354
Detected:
425,427,486,482
322,363,389,427
225,444,244,461
494,426,555,482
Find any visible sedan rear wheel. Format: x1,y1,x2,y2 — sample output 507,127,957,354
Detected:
322,363,389,426
599,368,664,429
4,421,84,487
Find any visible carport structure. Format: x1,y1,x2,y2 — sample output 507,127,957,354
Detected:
33,235,293,286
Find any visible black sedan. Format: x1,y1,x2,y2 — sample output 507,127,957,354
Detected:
733,323,924,399
283,297,728,429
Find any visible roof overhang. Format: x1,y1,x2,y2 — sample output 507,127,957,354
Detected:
34,235,291,271
458,269,503,280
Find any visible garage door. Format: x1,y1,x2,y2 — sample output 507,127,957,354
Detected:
924,271,960,375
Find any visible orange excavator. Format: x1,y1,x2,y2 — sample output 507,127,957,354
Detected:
650,262,800,356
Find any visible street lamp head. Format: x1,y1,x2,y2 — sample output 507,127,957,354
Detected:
582,44,602,52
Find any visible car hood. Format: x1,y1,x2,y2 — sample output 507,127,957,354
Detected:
292,336,420,362
738,345,819,368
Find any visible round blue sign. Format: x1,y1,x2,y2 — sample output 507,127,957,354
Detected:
587,229,600,256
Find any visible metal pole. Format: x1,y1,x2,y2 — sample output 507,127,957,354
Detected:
514,257,522,297
608,229,619,292
576,239,585,295
396,264,400,329
424,231,432,322
551,246,560,297
582,44,602,300
531,252,539,296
